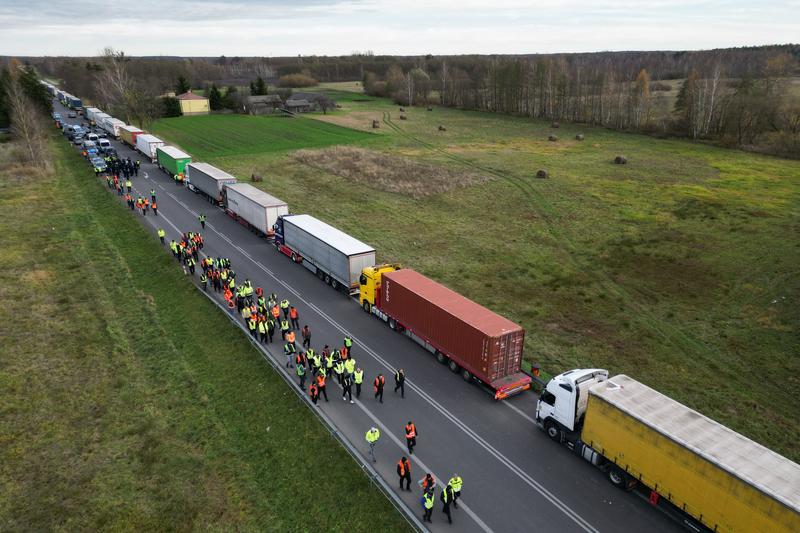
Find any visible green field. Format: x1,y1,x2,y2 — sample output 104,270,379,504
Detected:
150,94,800,461
0,137,410,531
151,114,374,160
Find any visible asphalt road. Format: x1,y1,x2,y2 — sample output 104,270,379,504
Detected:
57,101,681,533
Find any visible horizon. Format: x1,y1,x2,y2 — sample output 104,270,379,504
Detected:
1,0,798,56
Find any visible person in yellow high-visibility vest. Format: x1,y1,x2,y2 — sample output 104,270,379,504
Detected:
365,427,380,463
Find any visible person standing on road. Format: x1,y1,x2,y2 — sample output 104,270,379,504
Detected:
296,360,306,390
344,357,356,381
354,367,364,398
394,368,406,398
334,359,345,386
134,160,140,176
397,456,412,491
289,306,299,330
405,421,417,455
420,473,435,492
150,189,156,203
266,316,275,344
301,325,311,348
316,371,328,402
448,475,463,509
280,299,290,320
373,373,385,403
365,427,380,462
258,318,267,343
199,213,206,229
200,272,208,291
280,318,290,340
157,228,165,244
422,488,435,523
309,381,319,405
343,335,353,357
151,200,158,216
126,179,132,193
284,339,296,368
441,483,454,524
342,372,353,403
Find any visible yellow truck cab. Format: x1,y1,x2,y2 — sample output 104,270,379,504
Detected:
359,264,401,313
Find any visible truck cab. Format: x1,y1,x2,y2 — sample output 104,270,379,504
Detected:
358,264,401,313
536,368,608,440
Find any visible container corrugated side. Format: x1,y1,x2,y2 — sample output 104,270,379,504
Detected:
225,185,269,233
186,163,237,201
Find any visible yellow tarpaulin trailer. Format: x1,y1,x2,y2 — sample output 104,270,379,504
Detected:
583,375,800,532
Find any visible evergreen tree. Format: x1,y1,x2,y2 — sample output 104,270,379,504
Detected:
161,96,182,117
208,84,223,110
175,75,190,94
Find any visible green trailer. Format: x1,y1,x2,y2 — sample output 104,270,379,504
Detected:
156,146,192,177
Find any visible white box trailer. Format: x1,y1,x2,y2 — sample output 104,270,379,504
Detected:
93,112,110,129
186,162,238,204
84,107,102,123
100,117,126,139
224,183,288,237
274,214,376,292
135,134,166,162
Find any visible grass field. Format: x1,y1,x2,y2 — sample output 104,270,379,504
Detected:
150,95,800,461
0,136,410,531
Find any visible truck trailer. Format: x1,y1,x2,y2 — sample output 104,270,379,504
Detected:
274,214,375,293
361,267,531,399
84,107,102,124
536,370,800,532
156,146,191,176
99,117,125,139
187,162,238,205
118,125,143,147
135,134,165,163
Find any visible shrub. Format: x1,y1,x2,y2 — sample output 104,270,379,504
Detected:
277,74,318,88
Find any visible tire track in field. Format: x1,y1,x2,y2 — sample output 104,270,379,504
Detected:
381,111,720,363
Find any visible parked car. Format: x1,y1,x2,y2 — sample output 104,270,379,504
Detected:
97,138,111,151
73,134,85,145
86,133,99,143
103,147,118,158
90,157,107,173
68,111,77,118
85,147,99,159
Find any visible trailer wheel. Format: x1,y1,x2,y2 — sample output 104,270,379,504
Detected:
324,274,331,285
275,241,281,251
331,279,339,291
362,301,371,313
291,252,297,262
448,360,459,372
608,466,633,490
389,318,397,330
436,351,447,364
544,419,561,442
461,369,472,382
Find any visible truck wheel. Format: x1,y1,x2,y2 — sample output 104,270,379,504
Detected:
461,369,472,382
608,466,632,490
362,301,371,313
275,241,281,251
291,252,297,262
544,420,561,441
436,351,447,364
324,274,331,285
389,318,397,330
448,360,459,372
331,279,339,291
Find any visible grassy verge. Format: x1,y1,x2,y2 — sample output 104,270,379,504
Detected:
0,137,410,531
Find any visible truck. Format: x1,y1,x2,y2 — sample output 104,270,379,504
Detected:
66,95,83,111
135,134,165,163
361,267,531,399
274,214,375,293
186,162,238,205
118,125,143,147
536,370,800,532
99,117,126,139
84,107,102,124
156,146,192,177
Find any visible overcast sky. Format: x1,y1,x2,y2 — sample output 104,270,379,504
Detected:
0,0,797,56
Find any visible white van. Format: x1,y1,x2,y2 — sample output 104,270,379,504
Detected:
87,133,99,143
97,138,111,151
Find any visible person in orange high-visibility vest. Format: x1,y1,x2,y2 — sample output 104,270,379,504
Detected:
271,304,280,323
309,381,319,405
286,330,296,345
289,306,299,330
397,456,412,491
316,371,328,402
405,421,418,455
374,373,385,403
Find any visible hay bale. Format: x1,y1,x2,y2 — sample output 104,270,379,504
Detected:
372,120,380,129
438,125,447,131
548,135,558,142
427,106,433,111
536,169,549,179
575,134,585,141
400,114,407,120
251,173,263,182
551,122,560,128
614,155,627,165
399,107,406,112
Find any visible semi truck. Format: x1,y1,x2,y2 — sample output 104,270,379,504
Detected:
93,112,110,129
118,125,143,147
536,370,800,532
99,117,126,139
156,146,191,176
135,134,165,162
360,266,531,399
186,162,238,205
274,214,375,293
66,95,83,111
84,107,102,124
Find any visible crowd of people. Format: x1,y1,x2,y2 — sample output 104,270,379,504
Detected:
94,144,464,526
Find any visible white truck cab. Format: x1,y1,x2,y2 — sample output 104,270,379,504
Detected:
536,368,608,439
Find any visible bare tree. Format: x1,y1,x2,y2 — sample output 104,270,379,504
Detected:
6,60,49,167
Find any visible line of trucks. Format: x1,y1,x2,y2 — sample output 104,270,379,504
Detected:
52,87,800,532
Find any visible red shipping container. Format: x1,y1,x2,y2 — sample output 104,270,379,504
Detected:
380,269,530,397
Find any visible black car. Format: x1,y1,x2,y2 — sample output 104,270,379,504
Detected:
103,147,118,158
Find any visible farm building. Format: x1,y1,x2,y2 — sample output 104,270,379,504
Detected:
246,94,283,115
177,91,210,116
285,99,314,113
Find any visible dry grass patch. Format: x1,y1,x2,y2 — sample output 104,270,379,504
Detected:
292,146,491,198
